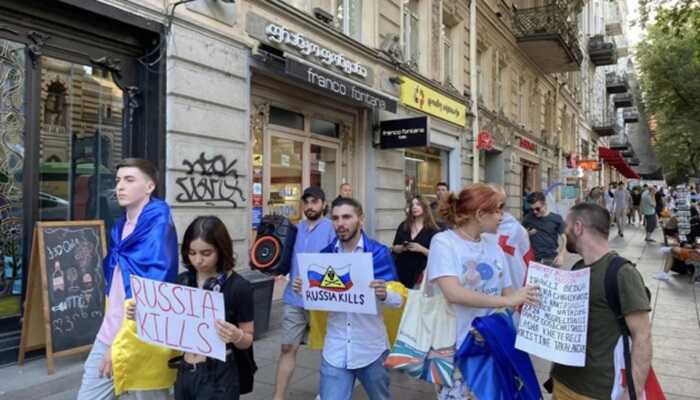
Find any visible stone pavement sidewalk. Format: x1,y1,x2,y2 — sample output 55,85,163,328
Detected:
0,224,698,399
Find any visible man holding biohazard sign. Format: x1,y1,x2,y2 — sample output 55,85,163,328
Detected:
294,197,406,400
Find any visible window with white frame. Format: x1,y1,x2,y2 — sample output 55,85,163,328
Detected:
495,59,504,112
442,22,453,83
335,0,363,41
402,0,420,66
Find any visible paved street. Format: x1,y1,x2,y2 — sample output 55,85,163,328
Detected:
1,224,698,400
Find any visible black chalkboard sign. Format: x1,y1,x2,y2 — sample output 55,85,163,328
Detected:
19,221,107,374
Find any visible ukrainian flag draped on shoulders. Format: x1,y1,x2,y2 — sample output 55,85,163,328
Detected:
308,231,408,349
103,198,179,395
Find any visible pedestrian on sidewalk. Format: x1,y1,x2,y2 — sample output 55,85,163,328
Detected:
605,183,617,220
551,203,652,400
630,186,642,225
613,182,630,238
77,159,179,400
426,183,538,399
292,197,405,400
273,187,335,400
431,182,451,230
126,216,256,400
391,196,439,288
641,186,658,242
523,192,567,267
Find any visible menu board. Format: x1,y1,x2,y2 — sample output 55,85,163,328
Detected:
19,221,107,374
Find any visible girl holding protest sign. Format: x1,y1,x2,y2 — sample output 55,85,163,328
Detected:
425,183,539,399
127,216,255,400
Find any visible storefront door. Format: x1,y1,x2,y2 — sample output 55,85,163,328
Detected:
263,129,340,224
0,1,164,360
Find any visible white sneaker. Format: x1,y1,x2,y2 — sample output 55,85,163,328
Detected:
653,271,670,281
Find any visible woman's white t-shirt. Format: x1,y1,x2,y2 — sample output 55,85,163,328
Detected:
426,229,513,348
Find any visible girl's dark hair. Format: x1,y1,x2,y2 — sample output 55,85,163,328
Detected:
181,216,237,274
404,196,439,232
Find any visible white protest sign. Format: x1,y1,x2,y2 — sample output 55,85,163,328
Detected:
515,262,590,366
131,275,226,361
298,252,377,315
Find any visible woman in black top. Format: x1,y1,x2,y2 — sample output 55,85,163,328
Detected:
392,196,439,288
127,216,255,400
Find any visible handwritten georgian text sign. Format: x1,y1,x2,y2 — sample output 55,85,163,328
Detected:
131,276,226,361
298,253,377,315
515,262,590,366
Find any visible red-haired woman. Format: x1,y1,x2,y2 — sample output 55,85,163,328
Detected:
426,183,539,399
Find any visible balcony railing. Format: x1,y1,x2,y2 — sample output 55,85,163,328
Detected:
623,108,639,123
512,2,583,73
627,157,640,166
606,73,628,94
592,115,619,137
588,35,616,66
613,93,633,108
609,135,630,150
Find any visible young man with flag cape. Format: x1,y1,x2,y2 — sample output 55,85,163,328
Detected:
293,197,406,400
77,159,179,399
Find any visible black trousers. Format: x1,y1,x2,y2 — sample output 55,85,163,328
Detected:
175,358,240,400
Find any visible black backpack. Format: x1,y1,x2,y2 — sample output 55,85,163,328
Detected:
604,256,652,400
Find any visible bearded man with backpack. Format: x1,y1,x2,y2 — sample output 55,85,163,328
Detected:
550,203,654,400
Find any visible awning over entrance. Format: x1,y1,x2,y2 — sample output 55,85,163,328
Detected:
598,146,640,179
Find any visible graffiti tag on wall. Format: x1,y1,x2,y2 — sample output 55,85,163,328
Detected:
175,153,246,207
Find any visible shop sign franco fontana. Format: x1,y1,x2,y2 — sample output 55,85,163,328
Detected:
399,76,466,127
285,58,397,113
265,23,368,79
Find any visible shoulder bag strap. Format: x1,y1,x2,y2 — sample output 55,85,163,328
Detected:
604,256,637,400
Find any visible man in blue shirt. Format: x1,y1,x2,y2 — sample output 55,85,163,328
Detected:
273,187,335,400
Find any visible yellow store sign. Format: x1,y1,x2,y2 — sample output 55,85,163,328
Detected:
400,76,467,127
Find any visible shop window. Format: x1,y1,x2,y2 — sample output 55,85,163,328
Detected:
402,0,420,67
335,0,362,41
0,39,25,319
310,118,339,138
39,56,124,227
269,106,304,130
404,147,448,203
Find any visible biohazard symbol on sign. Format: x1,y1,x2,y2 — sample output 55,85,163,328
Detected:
320,266,346,289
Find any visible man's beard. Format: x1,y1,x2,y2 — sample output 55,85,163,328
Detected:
565,233,578,254
304,209,321,220
338,224,360,243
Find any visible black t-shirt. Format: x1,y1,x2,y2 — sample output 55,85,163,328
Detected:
176,271,254,365
392,222,438,288
522,212,565,261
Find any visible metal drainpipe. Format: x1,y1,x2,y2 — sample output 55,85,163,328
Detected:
556,79,562,201
470,0,479,184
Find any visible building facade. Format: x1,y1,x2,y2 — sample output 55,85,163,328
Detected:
0,0,647,364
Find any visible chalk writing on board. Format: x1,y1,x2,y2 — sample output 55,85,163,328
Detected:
43,226,105,353
515,262,590,366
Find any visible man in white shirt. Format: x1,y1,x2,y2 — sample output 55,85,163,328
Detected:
294,197,403,400
613,181,630,237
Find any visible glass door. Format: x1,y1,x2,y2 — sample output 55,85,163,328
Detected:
0,39,25,321
265,132,304,223
38,56,124,234
310,141,340,201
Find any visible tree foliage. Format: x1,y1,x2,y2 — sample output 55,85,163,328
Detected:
637,0,700,35
636,7,700,181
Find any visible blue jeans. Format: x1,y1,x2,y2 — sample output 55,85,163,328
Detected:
319,351,390,400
